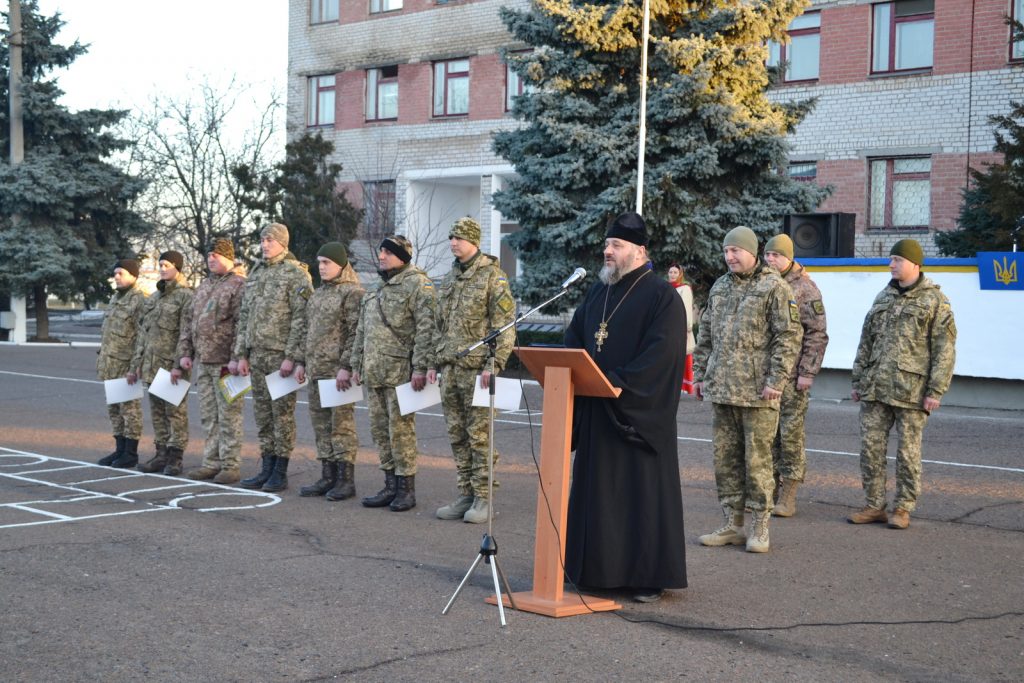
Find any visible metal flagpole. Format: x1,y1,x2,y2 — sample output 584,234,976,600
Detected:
635,0,652,215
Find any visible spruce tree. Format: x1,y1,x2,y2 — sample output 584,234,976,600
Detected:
494,0,829,302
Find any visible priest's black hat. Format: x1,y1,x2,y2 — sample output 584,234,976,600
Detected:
605,212,649,247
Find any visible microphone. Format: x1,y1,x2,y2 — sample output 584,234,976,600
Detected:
559,267,587,289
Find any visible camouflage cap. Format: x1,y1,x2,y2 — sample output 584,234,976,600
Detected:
380,235,413,263
765,234,794,260
261,222,290,248
209,238,235,261
449,217,481,247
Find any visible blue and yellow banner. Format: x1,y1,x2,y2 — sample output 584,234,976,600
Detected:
977,252,1024,291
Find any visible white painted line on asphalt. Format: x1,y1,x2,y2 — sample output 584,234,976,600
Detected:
7,504,72,520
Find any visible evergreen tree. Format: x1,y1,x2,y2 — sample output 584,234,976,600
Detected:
0,2,149,338
494,0,829,302
234,132,362,281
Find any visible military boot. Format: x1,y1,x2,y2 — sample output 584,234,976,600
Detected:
774,478,800,518
888,508,911,529
162,447,184,476
262,456,290,492
389,475,416,511
212,468,240,485
111,438,140,468
436,494,474,520
137,444,169,473
848,506,888,524
187,465,220,481
326,462,356,501
240,454,276,489
98,436,125,467
698,505,746,546
300,460,338,497
361,470,397,508
746,511,771,553
463,497,490,524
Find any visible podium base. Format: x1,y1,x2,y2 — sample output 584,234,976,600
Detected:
485,590,621,618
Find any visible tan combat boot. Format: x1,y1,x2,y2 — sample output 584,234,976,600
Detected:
699,505,746,546
187,466,220,481
774,478,799,517
213,468,240,485
848,506,888,524
888,508,910,529
746,511,770,553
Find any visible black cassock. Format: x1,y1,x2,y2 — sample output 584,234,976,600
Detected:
563,264,687,589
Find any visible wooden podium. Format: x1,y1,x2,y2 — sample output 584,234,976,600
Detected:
485,347,623,617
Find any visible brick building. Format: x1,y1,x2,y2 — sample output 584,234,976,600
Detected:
288,0,1024,274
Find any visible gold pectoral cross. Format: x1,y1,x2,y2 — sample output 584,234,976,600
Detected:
595,322,609,352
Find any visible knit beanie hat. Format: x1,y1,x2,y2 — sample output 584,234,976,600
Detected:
114,259,140,278
890,239,924,266
159,250,184,272
605,212,649,246
379,235,413,264
723,226,758,256
261,222,290,248
764,234,794,260
210,238,235,261
317,242,349,268
449,217,481,247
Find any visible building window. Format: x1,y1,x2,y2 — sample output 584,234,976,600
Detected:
370,0,402,14
869,157,931,228
505,55,535,111
767,12,821,82
788,162,818,181
1012,0,1024,60
311,0,339,23
433,59,470,117
306,75,335,127
364,180,397,239
871,0,934,74
366,66,399,121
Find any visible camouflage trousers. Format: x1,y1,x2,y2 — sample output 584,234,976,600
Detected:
712,403,780,513
772,379,810,483
248,349,297,458
440,366,498,499
308,379,358,464
365,385,417,476
196,362,243,471
858,400,929,513
107,399,143,440
144,382,189,450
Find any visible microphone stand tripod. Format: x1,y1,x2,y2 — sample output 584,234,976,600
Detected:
441,285,577,626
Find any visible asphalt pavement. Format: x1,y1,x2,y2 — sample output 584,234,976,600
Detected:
1,345,1022,682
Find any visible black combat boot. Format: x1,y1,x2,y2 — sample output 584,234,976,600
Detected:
389,474,416,512
361,470,397,508
138,444,168,473
326,461,356,501
98,436,125,467
111,438,140,468
240,454,276,489
300,460,338,497
262,456,290,492
162,446,184,476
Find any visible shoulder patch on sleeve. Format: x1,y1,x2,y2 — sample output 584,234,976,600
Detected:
811,300,825,315
789,300,800,323
496,292,515,314
298,286,312,301
422,281,434,290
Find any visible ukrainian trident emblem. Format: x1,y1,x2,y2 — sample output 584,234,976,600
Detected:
993,256,1019,286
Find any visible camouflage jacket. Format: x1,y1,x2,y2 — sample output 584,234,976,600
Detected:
233,251,313,363
304,263,365,379
433,252,516,372
96,283,147,380
350,263,436,387
781,261,829,380
176,269,246,366
693,263,802,408
852,275,957,409
132,274,194,383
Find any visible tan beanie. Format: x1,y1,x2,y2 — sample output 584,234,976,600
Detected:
765,234,794,260
261,222,290,248
723,226,758,256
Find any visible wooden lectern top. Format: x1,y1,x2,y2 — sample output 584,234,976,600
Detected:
513,347,621,399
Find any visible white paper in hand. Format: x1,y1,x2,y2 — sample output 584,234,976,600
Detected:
471,376,523,412
148,367,190,406
395,380,441,416
220,373,252,403
104,378,144,405
317,379,363,408
265,370,308,400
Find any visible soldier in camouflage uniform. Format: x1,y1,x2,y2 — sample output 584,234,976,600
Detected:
97,259,148,468
230,223,313,493
130,251,193,476
429,218,515,524
763,234,829,517
351,235,436,512
849,239,956,530
295,243,365,501
693,227,802,553
174,239,246,485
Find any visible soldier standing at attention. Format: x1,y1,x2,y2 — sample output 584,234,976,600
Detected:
295,243,365,501
763,234,829,517
351,235,437,512
693,226,801,553
97,259,148,468
175,239,247,485
230,223,313,493
849,239,956,530
130,251,193,476
429,218,515,524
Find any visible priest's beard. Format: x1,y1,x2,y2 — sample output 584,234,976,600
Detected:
599,264,623,285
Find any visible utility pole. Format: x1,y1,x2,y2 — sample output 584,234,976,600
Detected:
4,1,28,343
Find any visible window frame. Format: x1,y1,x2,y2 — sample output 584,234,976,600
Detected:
306,74,336,128
366,66,399,122
788,162,818,182
870,0,935,75
369,0,402,14
433,59,470,118
505,51,534,112
310,0,339,24
363,180,397,238
1012,0,1024,61
868,156,932,230
767,12,821,84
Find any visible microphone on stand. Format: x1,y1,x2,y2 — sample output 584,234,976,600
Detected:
559,267,587,289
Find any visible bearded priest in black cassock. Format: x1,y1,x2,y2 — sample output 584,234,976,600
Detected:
563,212,687,603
